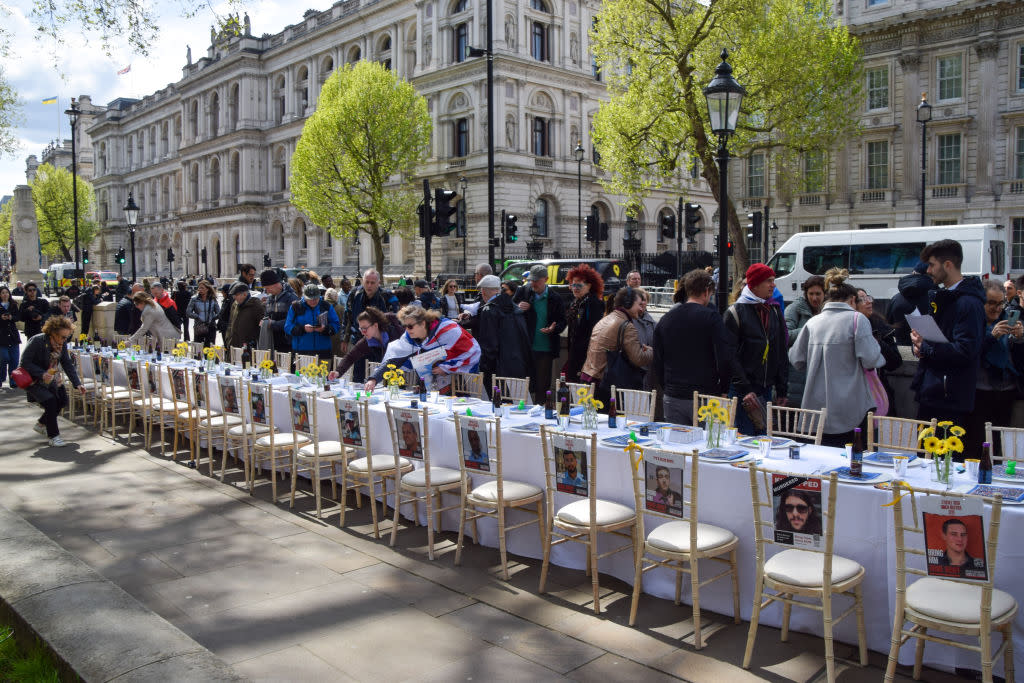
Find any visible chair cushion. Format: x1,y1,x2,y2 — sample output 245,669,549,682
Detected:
402,466,462,488
254,433,309,448
647,521,736,554
228,423,274,437
764,549,862,588
349,453,410,473
556,499,635,527
199,415,244,428
105,389,132,400
177,410,199,420
906,577,1017,624
297,440,348,458
469,480,543,503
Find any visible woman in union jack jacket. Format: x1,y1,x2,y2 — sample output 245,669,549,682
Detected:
363,305,480,393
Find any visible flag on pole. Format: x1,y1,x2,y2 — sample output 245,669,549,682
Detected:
117,65,131,75
41,96,57,104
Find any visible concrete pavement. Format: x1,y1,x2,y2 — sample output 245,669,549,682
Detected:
0,389,965,682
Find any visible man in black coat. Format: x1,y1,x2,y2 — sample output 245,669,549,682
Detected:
652,269,733,425
172,281,193,341
216,264,256,342
114,283,144,335
886,261,933,346
259,268,299,352
342,269,391,351
476,275,532,395
513,265,567,404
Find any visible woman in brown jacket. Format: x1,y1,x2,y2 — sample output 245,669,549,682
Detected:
581,286,653,402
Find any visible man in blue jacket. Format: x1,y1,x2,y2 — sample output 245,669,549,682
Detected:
911,239,985,457
285,284,340,362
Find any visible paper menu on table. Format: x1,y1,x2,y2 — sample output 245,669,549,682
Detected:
906,311,949,344
410,346,447,374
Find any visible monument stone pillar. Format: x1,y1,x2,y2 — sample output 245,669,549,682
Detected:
11,185,41,287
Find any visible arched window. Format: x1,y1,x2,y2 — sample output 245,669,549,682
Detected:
98,143,106,175
530,0,549,11
534,198,548,237
229,152,240,195
189,100,199,138
126,136,134,168
531,22,548,61
209,91,219,137
228,83,239,126
296,66,309,111
348,46,361,63
454,0,468,11
453,118,468,157
209,157,221,201
532,117,548,156
274,76,286,124
189,163,199,203
160,122,169,155
273,147,287,191
453,22,468,62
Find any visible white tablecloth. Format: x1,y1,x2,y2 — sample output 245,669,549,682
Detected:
84,353,1021,674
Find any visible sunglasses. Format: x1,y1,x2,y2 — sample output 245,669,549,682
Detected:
403,322,420,329
784,504,810,514
569,283,585,289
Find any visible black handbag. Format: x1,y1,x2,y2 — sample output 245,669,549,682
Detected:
599,320,643,392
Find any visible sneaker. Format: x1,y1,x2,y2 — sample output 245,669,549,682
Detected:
33,423,46,436
48,436,68,447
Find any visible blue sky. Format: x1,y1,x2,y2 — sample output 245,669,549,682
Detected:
0,0,333,196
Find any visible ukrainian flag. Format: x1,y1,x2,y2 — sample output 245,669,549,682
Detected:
41,96,57,105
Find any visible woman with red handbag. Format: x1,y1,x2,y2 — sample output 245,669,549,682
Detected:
16,316,86,447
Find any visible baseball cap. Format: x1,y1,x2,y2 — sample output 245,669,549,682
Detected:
526,265,547,281
414,279,429,289
228,282,249,296
478,275,501,289
303,284,321,300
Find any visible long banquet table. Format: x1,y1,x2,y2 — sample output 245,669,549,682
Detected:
85,353,1021,675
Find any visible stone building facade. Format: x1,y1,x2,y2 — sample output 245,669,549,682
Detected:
735,0,1024,270
83,0,708,280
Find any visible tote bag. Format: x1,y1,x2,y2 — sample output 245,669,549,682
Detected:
854,314,889,416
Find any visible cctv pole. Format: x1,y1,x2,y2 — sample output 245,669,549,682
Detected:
676,197,683,279
500,209,506,265
422,179,432,282
762,202,770,262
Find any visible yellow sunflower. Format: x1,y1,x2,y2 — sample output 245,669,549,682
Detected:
945,436,964,453
707,398,721,409
922,436,941,453
937,420,953,427
950,425,965,437
697,405,710,420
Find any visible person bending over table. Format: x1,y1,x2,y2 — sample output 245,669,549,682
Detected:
328,306,403,384
363,305,480,393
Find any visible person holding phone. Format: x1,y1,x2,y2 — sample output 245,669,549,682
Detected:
0,286,20,389
966,279,1024,459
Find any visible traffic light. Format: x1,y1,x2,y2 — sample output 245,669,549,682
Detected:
746,211,762,243
660,213,676,239
432,189,458,236
684,203,702,239
263,253,271,268
598,221,609,242
116,248,126,265
201,247,207,264
167,247,175,263
725,240,735,256
585,215,597,242
82,248,89,264
504,214,518,243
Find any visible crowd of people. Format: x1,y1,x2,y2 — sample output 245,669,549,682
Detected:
6,237,1023,454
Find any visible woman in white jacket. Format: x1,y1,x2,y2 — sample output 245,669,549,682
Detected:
128,292,181,347
788,268,884,447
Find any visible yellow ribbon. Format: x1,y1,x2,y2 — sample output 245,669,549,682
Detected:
881,479,915,507
623,440,644,473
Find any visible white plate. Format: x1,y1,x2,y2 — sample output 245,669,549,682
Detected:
824,467,894,485
736,436,795,449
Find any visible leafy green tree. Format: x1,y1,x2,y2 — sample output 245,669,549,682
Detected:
591,0,861,283
0,197,11,244
290,61,431,274
30,163,96,261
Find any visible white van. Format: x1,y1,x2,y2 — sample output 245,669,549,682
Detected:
766,224,1008,307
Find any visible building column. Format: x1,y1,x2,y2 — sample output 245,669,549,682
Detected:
898,51,922,208
974,38,1000,197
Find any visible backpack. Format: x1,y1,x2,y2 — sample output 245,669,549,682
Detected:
161,301,182,328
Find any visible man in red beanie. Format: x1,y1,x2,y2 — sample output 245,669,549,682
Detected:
723,263,788,435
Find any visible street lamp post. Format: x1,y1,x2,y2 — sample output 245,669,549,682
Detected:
467,0,494,271
65,99,82,281
703,49,746,314
574,141,584,254
770,220,779,253
354,233,361,276
917,92,932,227
459,175,468,273
623,216,641,274
123,192,140,283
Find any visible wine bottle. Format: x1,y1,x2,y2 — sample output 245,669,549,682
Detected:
850,427,864,477
979,441,993,485
492,385,502,413
418,375,427,403
608,395,618,429
544,390,554,420
557,373,570,416
241,343,252,369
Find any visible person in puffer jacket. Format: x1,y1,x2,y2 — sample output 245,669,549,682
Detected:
364,305,480,393
285,284,340,361
887,261,933,346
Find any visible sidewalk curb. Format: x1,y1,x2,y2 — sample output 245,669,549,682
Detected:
0,501,245,682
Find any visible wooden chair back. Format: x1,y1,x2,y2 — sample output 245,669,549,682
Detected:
615,386,657,422
385,403,433,486
274,350,293,374
692,392,738,428
335,396,372,456
230,346,244,365
97,355,116,394
453,412,503,488
540,426,601,520
567,382,590,406
985,422,1024,465
124,359,144,398
749,463,840,577
188,341,205,359
246,381,273,432
630,446,700,542
286,387,318,442
766,402,826,445
217,374,242,417
252,348,271,367
332,355,354,382
494,375,530,404
294,353,318,371
162,337,180,354
192,369,212,411
868,413,937,458
450,371,484,398
365,360,381,379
